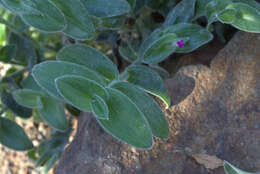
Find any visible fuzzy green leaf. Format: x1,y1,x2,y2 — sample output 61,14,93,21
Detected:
100,15,125,30
149,65,170,80
12,89,43,108
97,88,153,149
223,161,256,174
32,61,106,100
112,82,169,139
50,0,95,40
139,23,212,63
119,43,138,63
91,95,109,120
218,3,260,33
164,0,196,26
218,8,237,23
21,74,42,91
138,28,178,64
81,0,131,18
57,44,118,82
126,65,171,108
2,0,66,32
0,117,33,150
205,0,232,27
1,91,32,118
2,0,40,14
37,97,68,132
167,23,214,53
55,75,108,111
142,33,178,64
232,0,260,11
139,28,165,61
193,0,211,20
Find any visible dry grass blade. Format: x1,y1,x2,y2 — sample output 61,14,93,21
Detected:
192,153,223,170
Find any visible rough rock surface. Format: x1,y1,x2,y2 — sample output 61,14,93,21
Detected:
55,31,260,174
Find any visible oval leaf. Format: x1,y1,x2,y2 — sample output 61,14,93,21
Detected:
32,61,106,100
164,0,196,26
21,74,42,91
55,75,108,111
193,0,211,20
6,0,67,32
37,97,68,132
167,23,214,53
91,95,109,120
119,42,138,63
12,89,43,108
223,161,255,174
218,3,260,33
2,0,40,14
218,8,237,24
97,88,153,149
142,33,178,64
0,117,33,150
100,15,125,30
81,0,131,18
57,44,118,81
139,23,212,62
139,27,178,64
139,28,165,61
149,65,170,80
126,65,171,108
232,0,260,11
1,91,32,118
205,0,232,27
50,0,95,40
112,82,169,139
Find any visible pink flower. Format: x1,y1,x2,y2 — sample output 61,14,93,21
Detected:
176,40,184,48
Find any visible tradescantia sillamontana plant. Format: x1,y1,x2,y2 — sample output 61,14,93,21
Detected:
0,0,259,172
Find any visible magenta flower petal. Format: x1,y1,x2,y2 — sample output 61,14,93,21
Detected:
176,40,184,48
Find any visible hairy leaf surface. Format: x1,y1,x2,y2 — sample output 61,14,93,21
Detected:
50,0,95,40
37,97,68,132
112,82,169,139
57,44,118,81
91,95,109,120
55,75,108,111
126,65,171,108
81,0,131,18
32,61,106,100
12,89,43,108
97,88,153,149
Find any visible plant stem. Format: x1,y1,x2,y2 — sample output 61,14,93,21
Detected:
4,68,28,80
9,61,27,66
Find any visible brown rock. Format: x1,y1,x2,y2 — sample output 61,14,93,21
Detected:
55,31,260,174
